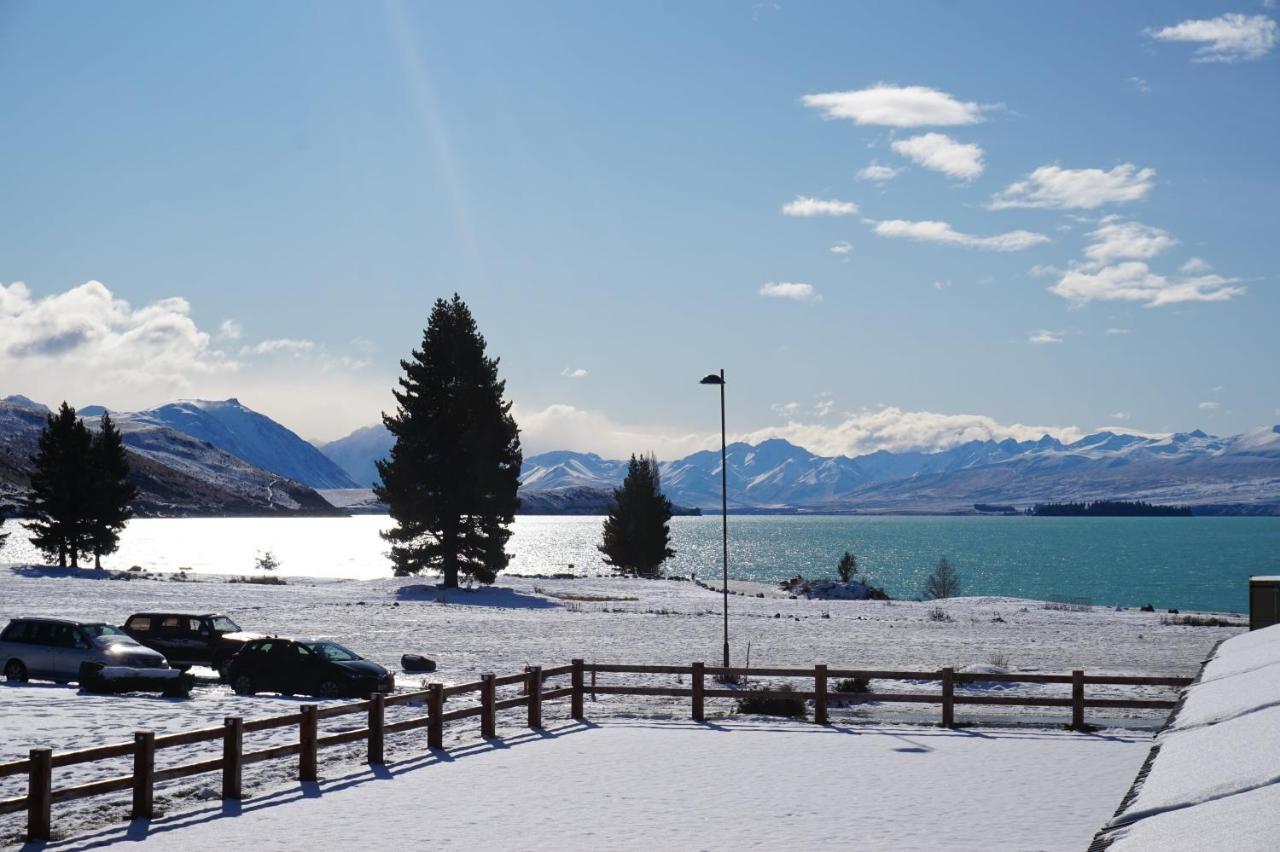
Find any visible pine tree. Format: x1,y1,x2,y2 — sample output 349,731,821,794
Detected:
837,550,857,583
599,453,676,577
24,403,95,568
87,413,136,569
375,295,522,586
0,505,10,552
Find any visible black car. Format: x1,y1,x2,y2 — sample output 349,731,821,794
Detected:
122,612,262,679
226,638,394,698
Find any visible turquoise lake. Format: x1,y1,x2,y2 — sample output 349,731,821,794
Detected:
5,515,1277,613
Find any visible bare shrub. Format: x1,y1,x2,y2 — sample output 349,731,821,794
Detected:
923,558,961,600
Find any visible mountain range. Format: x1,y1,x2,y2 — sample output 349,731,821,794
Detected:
323,421,1280,514
3,394,1279,516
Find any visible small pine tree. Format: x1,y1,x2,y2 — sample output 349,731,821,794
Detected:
599,453,676,577
375,295,522,586
923,557,961,600
24,402,95,568
255,550,280,572
87,413,136,569
837,550,857,583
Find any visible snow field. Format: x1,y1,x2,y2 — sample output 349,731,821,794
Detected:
44,719,1150,852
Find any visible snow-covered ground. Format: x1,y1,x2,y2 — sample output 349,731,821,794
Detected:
47,718,1149,852
0,563,1237,847
1097,623,1280,851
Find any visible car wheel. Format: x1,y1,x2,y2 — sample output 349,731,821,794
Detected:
3,660,28,683
316,680,342,699
232,675,256,696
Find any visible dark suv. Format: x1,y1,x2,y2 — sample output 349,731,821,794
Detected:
123,613,261,679
227,638,393,698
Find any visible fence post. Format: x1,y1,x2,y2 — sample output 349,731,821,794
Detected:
368,693,385,765
941,667,955,727
428,683,444,749
815,665,829,726
571,659,585,721
131,731,155,820
299,705,318,782
481,673,497,739
1072,669,1085,730
527,666,543,729
27,748,51,843
223,717,243,799
692,661,705,722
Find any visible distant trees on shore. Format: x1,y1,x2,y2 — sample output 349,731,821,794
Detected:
376,295,522,587
599,453,675,577
1030,500,1192,517
24,404,137,569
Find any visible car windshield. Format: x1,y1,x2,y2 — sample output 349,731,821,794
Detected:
209,616,240,633
303,642,361,662
81,624,125,638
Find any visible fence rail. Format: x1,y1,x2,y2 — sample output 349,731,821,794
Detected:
0,660,1191,842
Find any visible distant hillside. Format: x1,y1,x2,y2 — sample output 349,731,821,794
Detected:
0,399,342,517
116,399,358,489
316,423,393,488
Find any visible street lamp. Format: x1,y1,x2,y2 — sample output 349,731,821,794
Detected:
700,369,730,667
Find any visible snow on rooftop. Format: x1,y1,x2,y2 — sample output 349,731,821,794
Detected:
50,719,1149,852
1100,623,1280,851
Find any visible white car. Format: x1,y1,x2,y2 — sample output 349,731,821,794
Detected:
1,617,169,683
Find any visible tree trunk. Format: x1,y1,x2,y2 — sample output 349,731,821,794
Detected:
94,551,101,570
441,523,459,588
58,544,66,569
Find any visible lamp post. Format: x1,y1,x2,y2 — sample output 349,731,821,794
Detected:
699,369,730,667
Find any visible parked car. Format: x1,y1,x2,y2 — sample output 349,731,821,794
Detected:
122,612,262,679
1,618,168,683
226,638,394,698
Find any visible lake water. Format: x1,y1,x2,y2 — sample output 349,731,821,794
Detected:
4,515,1277,613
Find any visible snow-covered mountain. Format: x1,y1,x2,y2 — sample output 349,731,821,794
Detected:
316,423,394,488
113,399,358,489
0,398,340,516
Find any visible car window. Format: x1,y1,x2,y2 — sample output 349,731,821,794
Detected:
254,641,274,655
128,616,151,632
29,622,54,646
209,616,240,633
161,616,181,629
49,623,78,649
304,642,361,662
82,624,125,638
1,622,28,642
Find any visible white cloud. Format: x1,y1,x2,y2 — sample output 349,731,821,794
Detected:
890,133,985,180
829,241,852,254
1148,13,1278,62
813,393,835,417
1049,262,1244,307
1105,327,1131,335
871,219,1050,251
802,84,986,127
1083,218,1178,266
857,163,900,182
990,164,1156,210
560,367,588,379
1111,412,1132,421
1180,257,1212,274
217,319,242,341
1198,401,1220,410
782,196,859,216
0,280,236,399
1028,330,1064,345
1129,76,1152,94
933,280,952,290
239,338,316,357
759,282,822,302
771,401,801,417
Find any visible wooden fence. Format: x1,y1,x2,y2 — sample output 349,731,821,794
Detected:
0,660,1191,842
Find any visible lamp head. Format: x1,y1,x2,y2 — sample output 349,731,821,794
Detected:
699,373,724,386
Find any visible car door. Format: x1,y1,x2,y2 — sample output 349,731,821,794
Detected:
240,640,280,691
283,643,320,695
48,624,92,680
24,622,58,678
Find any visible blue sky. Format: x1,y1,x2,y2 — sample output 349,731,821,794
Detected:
1,1,1276,457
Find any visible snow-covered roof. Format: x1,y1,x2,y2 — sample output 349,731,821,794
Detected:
1098,624,1280,851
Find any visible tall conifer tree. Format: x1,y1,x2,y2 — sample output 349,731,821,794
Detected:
375,295,522,586
24,403,95,568
599,453,676,577
88,413,136,569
